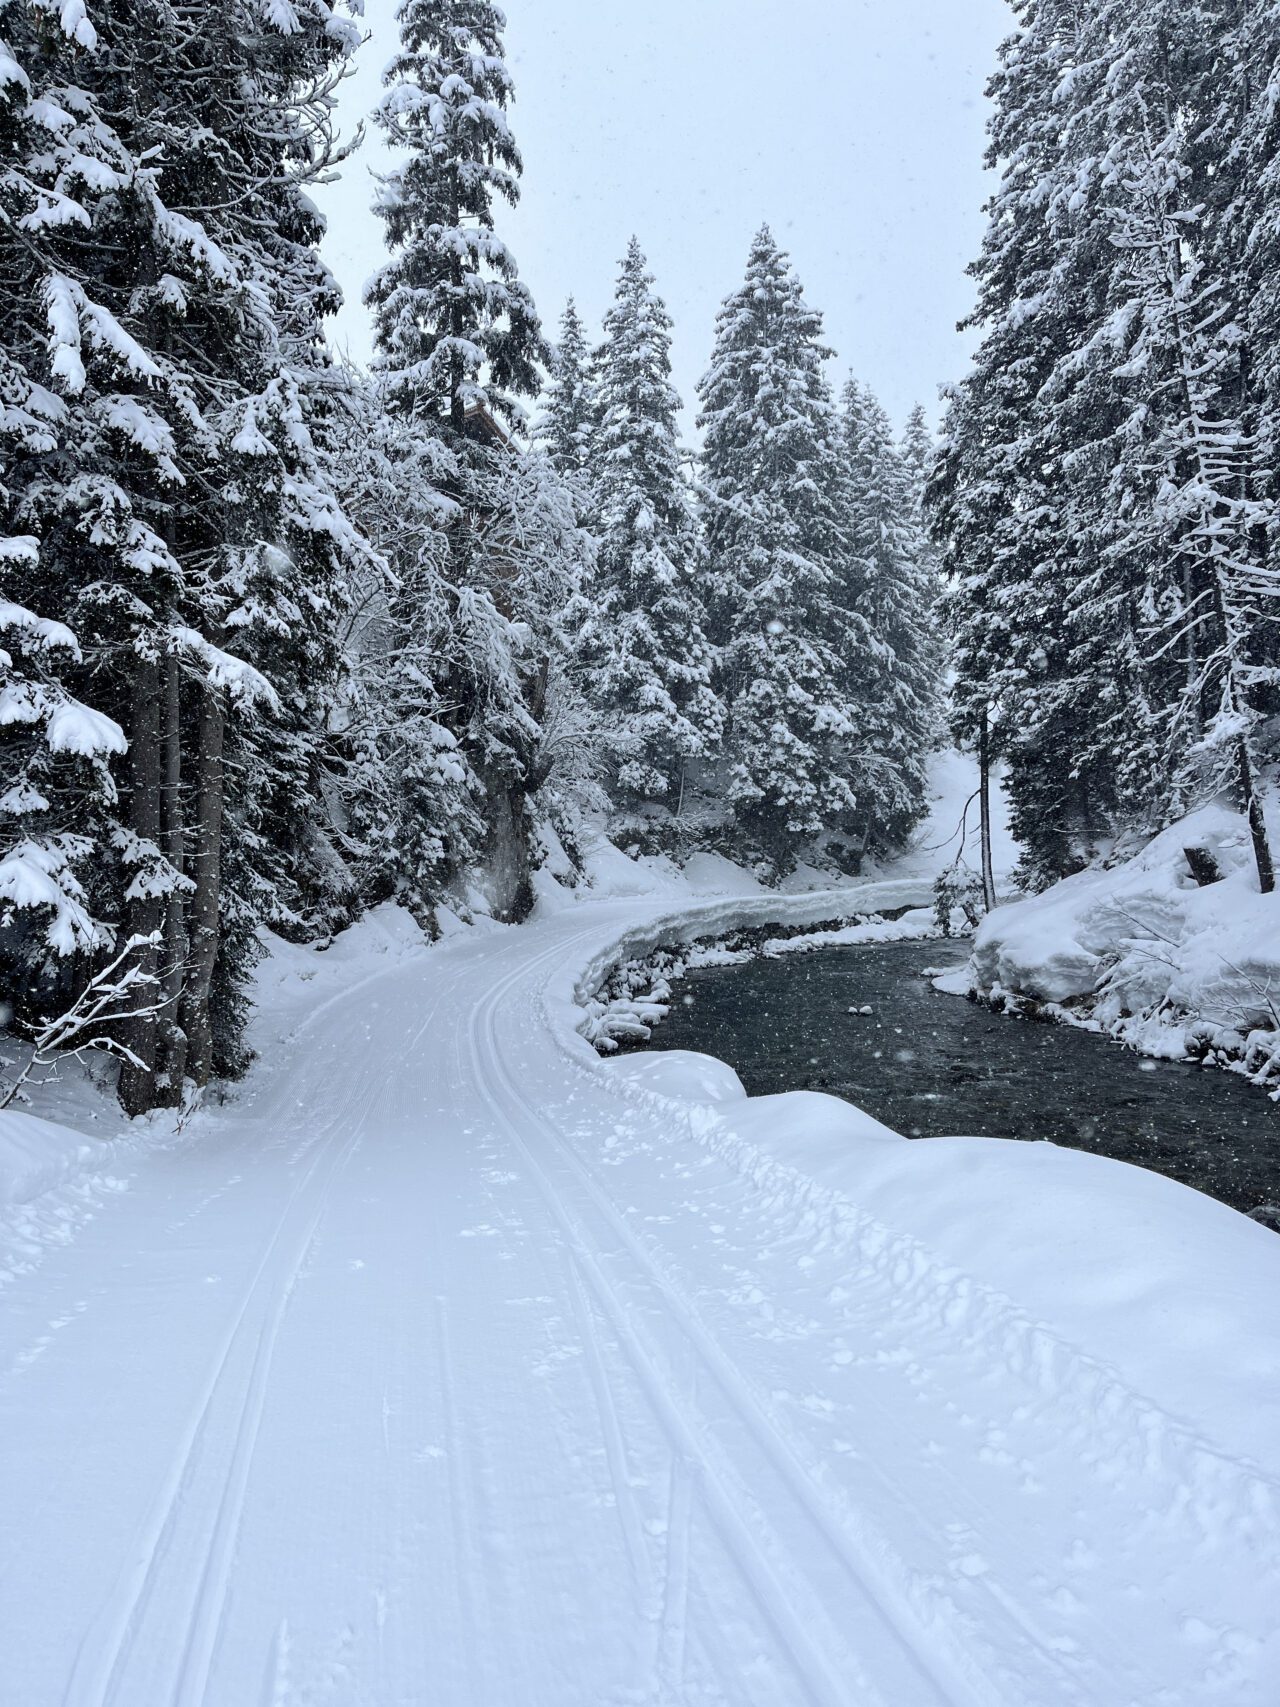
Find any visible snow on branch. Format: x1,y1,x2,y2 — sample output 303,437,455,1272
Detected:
0,932,168,1111
168,627,280,711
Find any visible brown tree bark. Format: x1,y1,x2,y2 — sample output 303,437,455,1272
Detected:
117,654,164,1117
155,653,189,1102
979,707,997,913
180,680,225,1086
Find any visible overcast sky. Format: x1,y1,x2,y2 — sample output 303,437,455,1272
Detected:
314,0,1012,434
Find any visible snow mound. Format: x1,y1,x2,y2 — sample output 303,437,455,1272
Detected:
600,1048,747,1105
599,1048,1280,1481
965,804,1280,1091
0,1107,100,1208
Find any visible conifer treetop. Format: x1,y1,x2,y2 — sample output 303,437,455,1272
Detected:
366,0,547,434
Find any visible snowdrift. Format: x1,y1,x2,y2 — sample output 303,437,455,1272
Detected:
596,1047,1280,1488
962,804,1280,1095
0,1107,104,1209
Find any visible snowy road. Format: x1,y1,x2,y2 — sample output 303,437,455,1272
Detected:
2,892,1278,1706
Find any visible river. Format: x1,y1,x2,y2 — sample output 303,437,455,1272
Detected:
638,938,1280,1220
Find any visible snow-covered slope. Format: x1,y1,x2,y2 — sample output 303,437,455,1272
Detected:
1,886,1277,1706
960,803,1280,1096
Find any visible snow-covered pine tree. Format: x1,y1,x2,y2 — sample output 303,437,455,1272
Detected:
366,0,544,435
934,0,1124,887
329,382,485,926
575,239,721,812
368,0,585,919
113,0,368,1090
994,0,1276,890
0,0,370,1110
0,23,131,1002
537,298,596,488
837,380,940,850
697,228,872,868
943,0,1277,893
1235,6,1280,866
0,0,219,1110
899,404,934,506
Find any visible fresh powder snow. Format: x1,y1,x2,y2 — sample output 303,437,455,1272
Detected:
2,883,1277,1705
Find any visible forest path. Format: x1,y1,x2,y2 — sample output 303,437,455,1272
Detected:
1,888,1275,1706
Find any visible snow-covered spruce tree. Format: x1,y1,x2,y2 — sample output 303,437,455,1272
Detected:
537,298,596,489
368,0,585,920
0,0,216,1110
837,380,940,849
1235,7,1280,862
697,227,873,869
0,0,368,1111
575,239,721,812
899,404,934,510
994,0,1275,889
1085,0,1275,893
367,0,543,434
110,0,367,1092
942,0,1277,893
934,0,1125,887
329,382,486,926
0,23,130,1006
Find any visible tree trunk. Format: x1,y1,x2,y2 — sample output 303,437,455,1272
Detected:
978,707,996,913
181,681,225,1086
1238,733,1276,895
155,653,188,1102
117,654,164,1117
485,779,534,923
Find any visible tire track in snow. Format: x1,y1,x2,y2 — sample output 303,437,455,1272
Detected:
463,935,962,1707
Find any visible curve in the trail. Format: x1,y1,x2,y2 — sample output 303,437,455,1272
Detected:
0,883,1274,1707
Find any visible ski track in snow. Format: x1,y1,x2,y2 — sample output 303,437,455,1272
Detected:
1,892,1277,1706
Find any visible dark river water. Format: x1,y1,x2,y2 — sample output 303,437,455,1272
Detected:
640,939,1280,1219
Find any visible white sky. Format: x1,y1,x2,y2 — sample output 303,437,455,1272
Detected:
314,0,1011,434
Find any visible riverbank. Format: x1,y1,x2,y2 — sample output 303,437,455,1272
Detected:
621,936,1280,1221
960,802,1280,1102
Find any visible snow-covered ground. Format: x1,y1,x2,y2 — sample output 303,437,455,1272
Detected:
2,869,1279,1706
956,802,1280,1100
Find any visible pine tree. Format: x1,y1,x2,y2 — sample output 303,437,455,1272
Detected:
366,0,546,434
940,0,1277,893
537,298,596,485
934,0,1124,886
697,227,872,866
1068,0,1275,891
577,240,721,809
0,0,369,1109
369,0,586,920
838,381,939,849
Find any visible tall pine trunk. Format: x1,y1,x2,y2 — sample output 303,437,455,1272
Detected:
979,708,996,913
181,681,225,1086
155,653,188,1101
117,654,164,1116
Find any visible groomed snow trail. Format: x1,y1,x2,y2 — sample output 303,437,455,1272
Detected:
2,895,1277,1707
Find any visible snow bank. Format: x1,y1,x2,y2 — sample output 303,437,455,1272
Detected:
0,1105,136,1291
759,905,937,956
962,804,1280,1094
569,879,933,1051
0,1107,104,1208
597,1050,1280,1481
